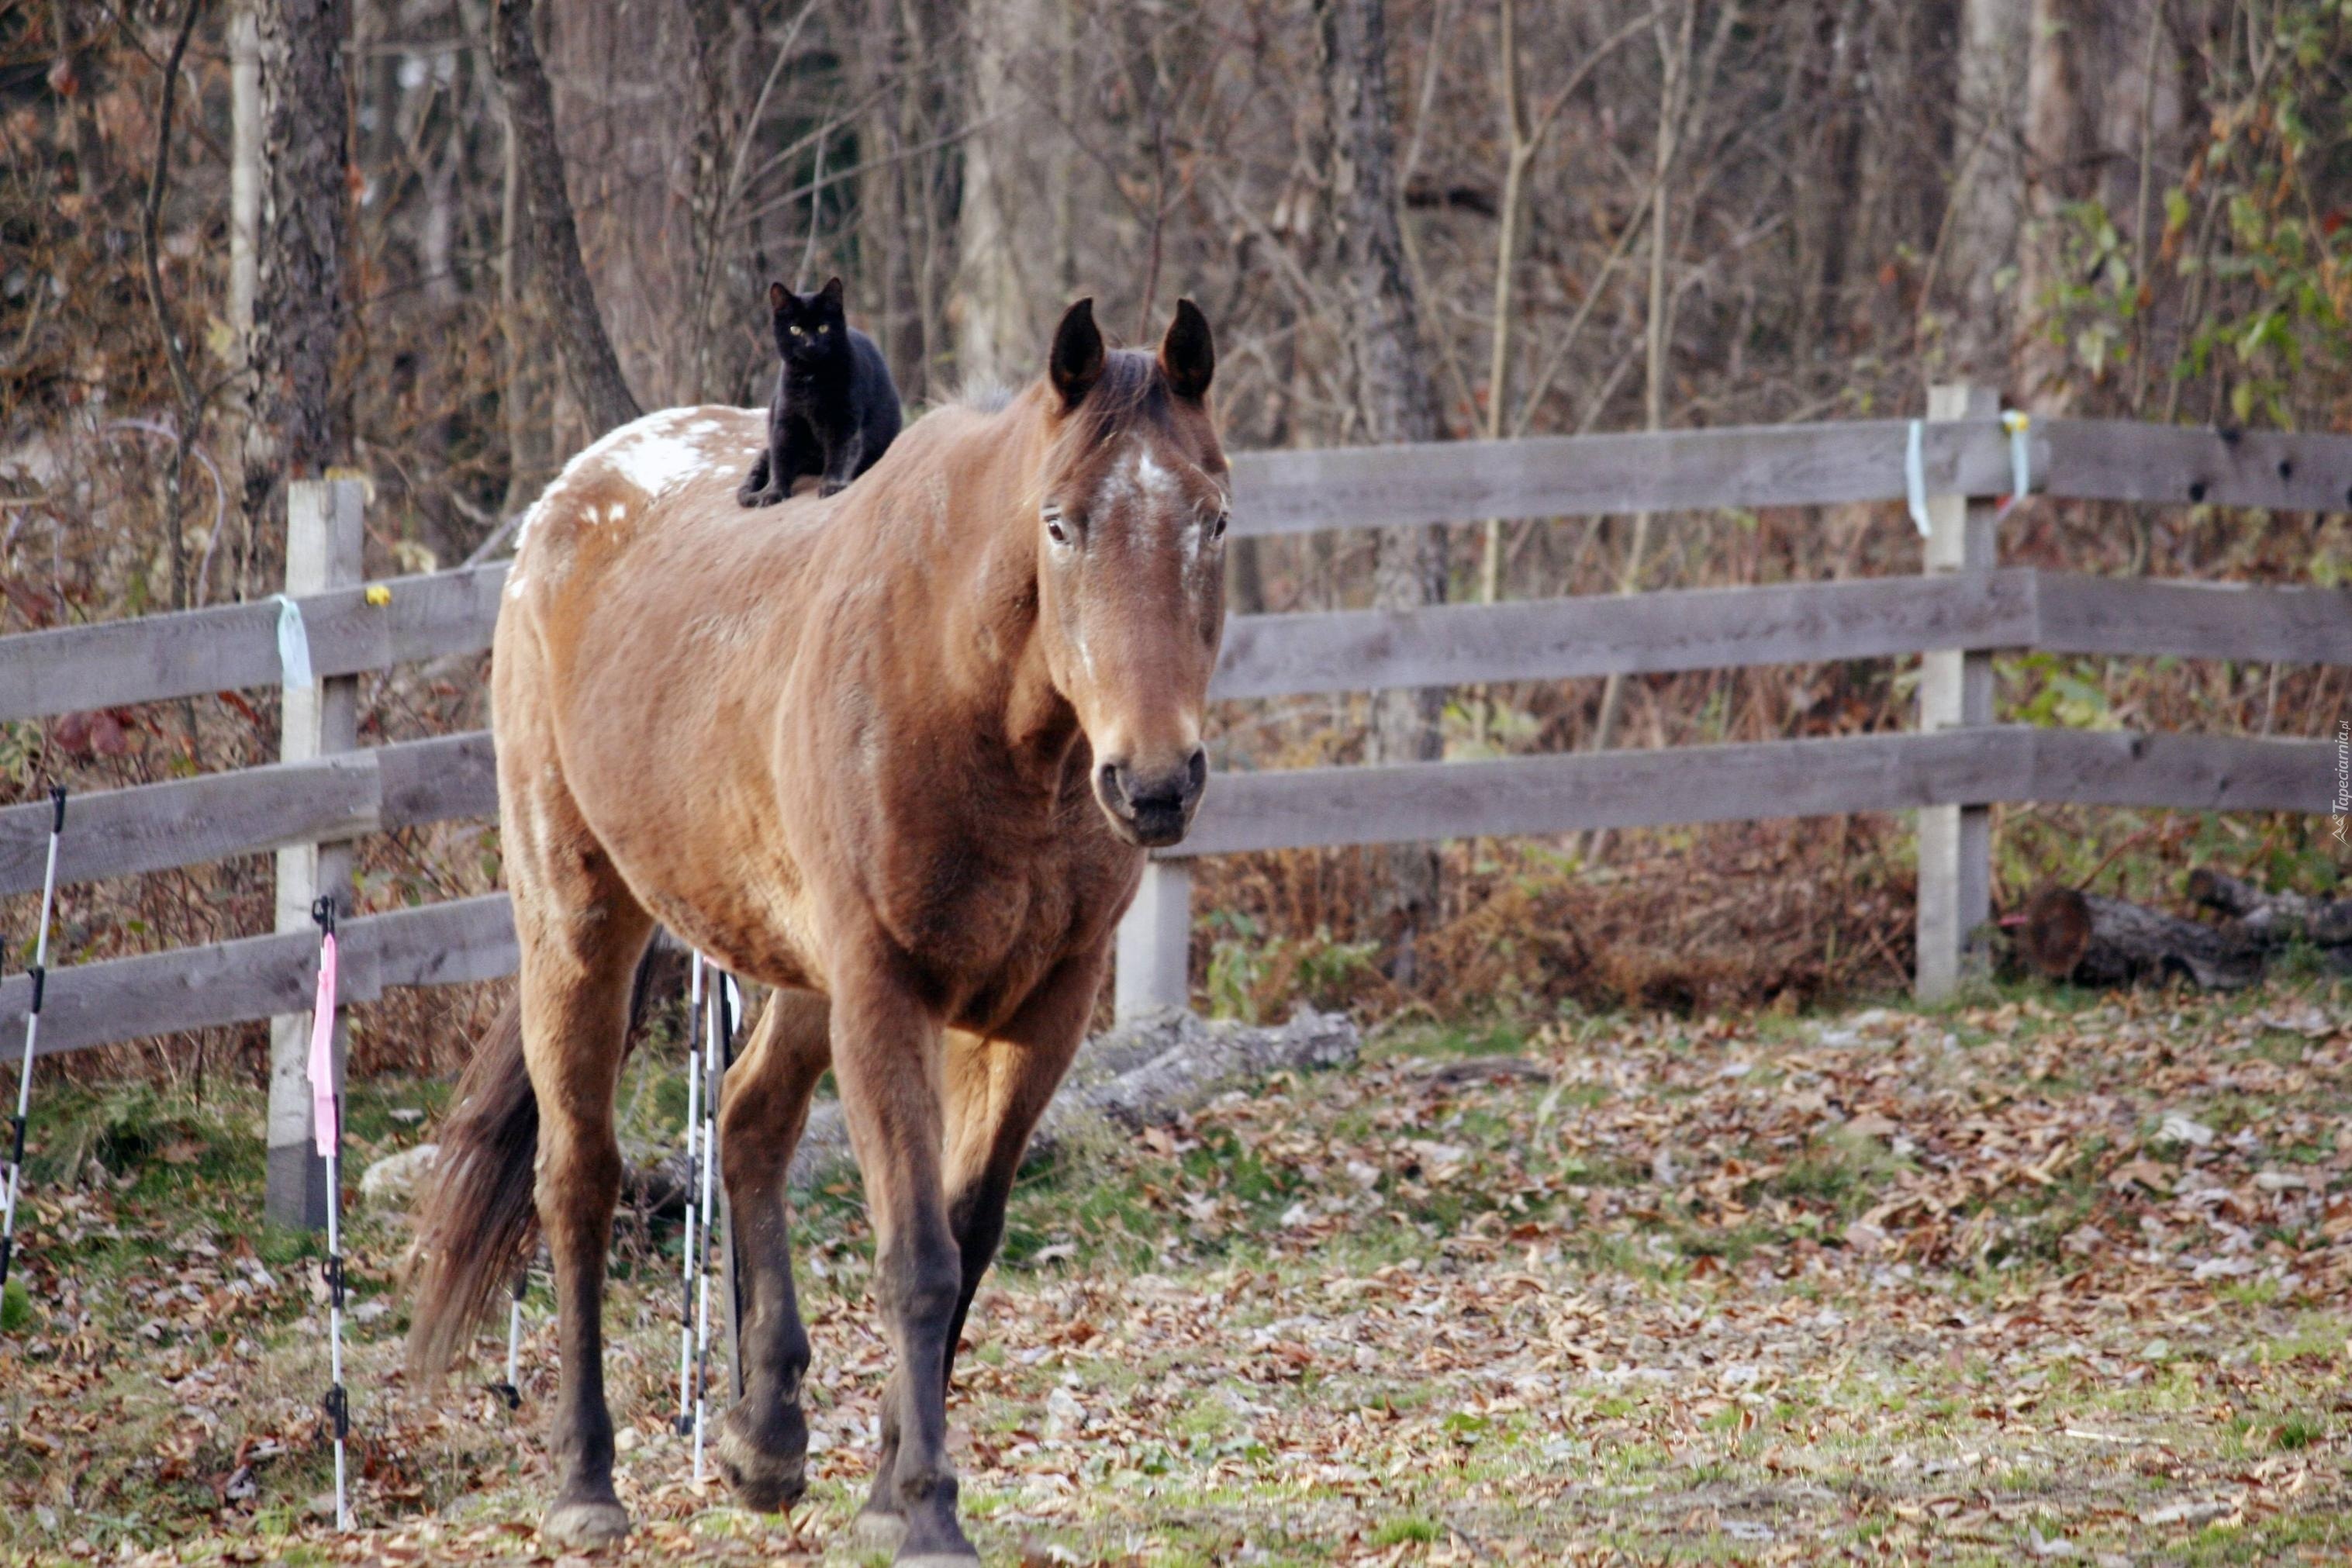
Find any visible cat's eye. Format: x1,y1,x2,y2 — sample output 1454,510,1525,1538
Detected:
787,325,803,337
1042,504,1069,546
814,324,829,334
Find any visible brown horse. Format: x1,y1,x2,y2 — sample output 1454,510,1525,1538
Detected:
407,299,1226,1563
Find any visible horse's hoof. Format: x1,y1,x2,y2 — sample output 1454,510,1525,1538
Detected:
542,1497,630,1552
851,1507,907,1551
714,1414,806,1513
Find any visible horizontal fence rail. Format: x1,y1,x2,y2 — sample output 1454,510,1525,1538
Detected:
1228,417,2351,538
2,726,2330,1059
0,895,516,1058
0,565,506,725
1171,728,2332,858
0,733,496,897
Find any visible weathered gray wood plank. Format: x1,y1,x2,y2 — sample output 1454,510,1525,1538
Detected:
375,730,500,831
2031,730,2333,814
0,730,497,896
1212,571,2038,699
1227,420,2019,537
2034,572,2352,665
2038,420,2352,513
1173,726,2330,858
0,564,507,724
0,893,515,1058
1172,730,2043,856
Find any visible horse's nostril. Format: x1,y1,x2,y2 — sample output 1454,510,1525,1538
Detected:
1185,746,1207,796
1098,760,1129,810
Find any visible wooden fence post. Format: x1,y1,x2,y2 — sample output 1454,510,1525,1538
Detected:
1114,858,1193,1021
264,478,365,1229
1915,385,1998,1003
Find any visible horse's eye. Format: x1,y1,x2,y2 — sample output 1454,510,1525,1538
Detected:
1042,506,1069,546
1211,509,1230,542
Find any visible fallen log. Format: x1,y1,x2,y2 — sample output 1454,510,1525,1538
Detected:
2018,886,2264,990
783,1006,1360,1191
2186,869,2352,948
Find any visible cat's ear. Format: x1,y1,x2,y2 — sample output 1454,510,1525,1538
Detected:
1159,298,1214,402
819,276,845,309
768,281,789,313
1048,299,1104,409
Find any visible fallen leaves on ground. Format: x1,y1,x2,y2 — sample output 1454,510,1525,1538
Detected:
4,979,2350,1564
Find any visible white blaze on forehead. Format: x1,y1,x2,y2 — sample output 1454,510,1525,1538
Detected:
1136,447,1178,499
1093,439,1187,519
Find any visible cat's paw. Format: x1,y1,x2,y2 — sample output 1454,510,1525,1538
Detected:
818,480,848,499
739,485,784,508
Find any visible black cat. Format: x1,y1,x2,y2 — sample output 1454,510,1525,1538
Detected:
738,276,903,506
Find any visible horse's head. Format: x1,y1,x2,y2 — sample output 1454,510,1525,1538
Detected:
1033,298,1227,849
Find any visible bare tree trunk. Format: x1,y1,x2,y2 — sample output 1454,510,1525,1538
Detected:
2018,0,2093,409
227,0,262,598
1317,0,1447,964
957,0,1058,385
1931,0,2029,386
487,0,641,436
498,107,552,513
240,0,356,572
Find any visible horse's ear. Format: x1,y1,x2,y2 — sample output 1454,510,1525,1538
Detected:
1159,298,1214,402
768,281,789,312
819,275,844,306
1048,299,1105,409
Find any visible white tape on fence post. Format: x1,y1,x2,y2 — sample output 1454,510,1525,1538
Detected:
274,594,315,690
1905,419,1930,537
1998,409,2032,520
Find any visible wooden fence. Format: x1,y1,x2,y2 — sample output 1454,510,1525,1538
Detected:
2,396,2347,1216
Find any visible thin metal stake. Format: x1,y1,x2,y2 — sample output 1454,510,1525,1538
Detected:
691,972,732,1483
675,954,705,1435
1,785,67,1297
491,1262,526,1411
310,896,351,1533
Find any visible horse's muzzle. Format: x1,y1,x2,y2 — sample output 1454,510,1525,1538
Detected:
1097,748,1207,848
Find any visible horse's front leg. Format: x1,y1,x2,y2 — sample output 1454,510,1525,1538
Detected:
855,948,1105,1549
713,989,831,1511
830,953,974,1566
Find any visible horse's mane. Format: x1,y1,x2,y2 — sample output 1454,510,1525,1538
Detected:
1053,349,1176,462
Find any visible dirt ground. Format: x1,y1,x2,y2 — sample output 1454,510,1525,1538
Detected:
4,972,2350,1566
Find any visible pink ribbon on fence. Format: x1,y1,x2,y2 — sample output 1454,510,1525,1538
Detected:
308,931,340,1158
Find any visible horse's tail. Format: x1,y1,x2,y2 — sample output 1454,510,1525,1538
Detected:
406,995,540,1388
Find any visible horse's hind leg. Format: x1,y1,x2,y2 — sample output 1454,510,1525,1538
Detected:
507,796,654,1549
713,987,831,1511
855,948,1104,1551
